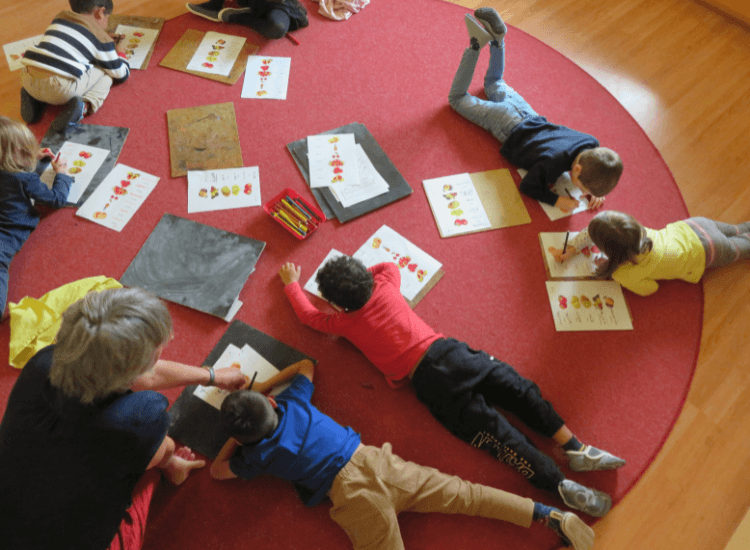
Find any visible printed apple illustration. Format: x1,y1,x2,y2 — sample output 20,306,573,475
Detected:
416,269,426,282
558,296,568,309
202,62,214,68
605,296,615,308
244,183,252,195
93,212,107,219
216,39,226,44
210,186,219,199
133,32,144,37
443,184,453,192
232,185,240,196
398,256,411,268
447,200,460,209
593,295,603,310
407,263,417,272
261,64,269,70
333,167,343,174
372,238,382,248
581,295,591,308
331,175,344,183
113,186,127,195
450,209,464,216
443,192,457,199
329,159,343,167
73,160,86,167
129,38,140,43
454,218,468,226
10,54,20,61
207,56,218,62
572,296,581,309
262,58,272,63
256,91,267,96
69,167,82,174
221,186,231,197
258,70,270,77
79,151,92,159
126,172,140,179
199,188,208,198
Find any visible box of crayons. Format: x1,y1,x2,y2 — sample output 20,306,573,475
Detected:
264,188,326,239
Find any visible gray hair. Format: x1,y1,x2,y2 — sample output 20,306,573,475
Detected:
50,287,173,404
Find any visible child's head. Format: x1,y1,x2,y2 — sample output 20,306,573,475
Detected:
316,256,374,311
588,210,653,278
0,116,39,173
221,390,279,445
69,0,114,15
571,147,623,198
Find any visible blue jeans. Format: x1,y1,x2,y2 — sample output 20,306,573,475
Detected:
448,42,538,143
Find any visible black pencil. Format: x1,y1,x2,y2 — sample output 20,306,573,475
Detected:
562,231,570,254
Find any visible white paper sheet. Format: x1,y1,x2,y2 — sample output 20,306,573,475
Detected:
186,31,246,76
3,35,43,71
41,142,110,203
423,173,492,237
545,280,633,331
187,166,260,213
307,134,360,189
517,169,590,221
241,56,290,99
303,249,347,299
329,144,389,208
540,232,598,278
114,25,160,70
76,164,159,232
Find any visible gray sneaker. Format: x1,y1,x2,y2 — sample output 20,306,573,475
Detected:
547,509,595,550
567,445,626,472
186,2,222,22
20,88,45,124
473,7,507,42
219,7,253,22
558,479,612,518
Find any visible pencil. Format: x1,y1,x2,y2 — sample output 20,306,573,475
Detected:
286,32,300,45
565,188,574,199
246,371,258,391
562,231,570,254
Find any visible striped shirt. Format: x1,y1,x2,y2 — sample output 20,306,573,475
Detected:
22,10,129,83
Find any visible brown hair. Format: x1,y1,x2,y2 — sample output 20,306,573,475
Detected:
577,147,623,197
0,116,38,173
588,210,653,279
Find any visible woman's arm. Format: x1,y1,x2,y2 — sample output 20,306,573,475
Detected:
131,359,248,392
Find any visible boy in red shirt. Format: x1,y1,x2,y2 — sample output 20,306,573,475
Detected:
280,257,624,518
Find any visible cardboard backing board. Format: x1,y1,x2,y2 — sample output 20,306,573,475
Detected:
286,122,412,223
406,268,444,308
120,214,265,319
159,29,258,85
106,15,165,69
168,320,315,458
167,102,244,177
39,124,128,208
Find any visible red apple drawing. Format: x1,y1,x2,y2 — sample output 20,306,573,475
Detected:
244,183,252,195
202,62,214,68
120,180,130,187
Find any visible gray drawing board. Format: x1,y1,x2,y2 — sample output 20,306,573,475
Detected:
120,214,265,319
168,320,315,458
40,124,128,207
286,122,412,223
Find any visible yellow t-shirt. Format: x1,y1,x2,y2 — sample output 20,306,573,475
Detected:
612,221,706,296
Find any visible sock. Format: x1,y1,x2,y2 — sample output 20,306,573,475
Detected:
470,37,480,50
562,436,584,452
490,39,500,47
532,502,554,522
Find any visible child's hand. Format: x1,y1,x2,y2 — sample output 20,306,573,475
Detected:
279,262,301,285
38,148,54,159
587,196,606,210
548,246,577,263
555,196,579,212
51,155,67,174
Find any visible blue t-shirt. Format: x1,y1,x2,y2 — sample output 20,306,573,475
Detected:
230,375,361,507
0,346,169,550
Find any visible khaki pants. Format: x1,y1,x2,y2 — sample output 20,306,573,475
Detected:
328,443,534,550
21,66,112,113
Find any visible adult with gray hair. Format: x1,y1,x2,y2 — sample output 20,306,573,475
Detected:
0,287,248,550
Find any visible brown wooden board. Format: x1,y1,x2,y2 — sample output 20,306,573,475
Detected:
159,29,258,85
405,268,445,309
167,102,244,177
106,15,165,70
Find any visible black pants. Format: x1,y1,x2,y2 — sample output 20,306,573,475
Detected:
411,338,566,492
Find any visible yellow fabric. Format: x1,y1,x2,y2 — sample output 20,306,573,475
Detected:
8,276,122,369
612,221,706,296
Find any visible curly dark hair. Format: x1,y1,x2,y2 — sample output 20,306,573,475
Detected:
220,390,278,444
316,256,374,311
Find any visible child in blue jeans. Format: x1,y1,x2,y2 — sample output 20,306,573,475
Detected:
211,360,595,550
0,116,71,315
450,8,622,212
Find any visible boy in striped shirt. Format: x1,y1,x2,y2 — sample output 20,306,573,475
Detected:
20,0,130,132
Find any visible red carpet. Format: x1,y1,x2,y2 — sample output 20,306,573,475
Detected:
1,0,701,549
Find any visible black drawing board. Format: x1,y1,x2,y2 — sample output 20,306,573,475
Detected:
120,214,265,320
168,320,315,458
40,123,129,207
286,122,412,223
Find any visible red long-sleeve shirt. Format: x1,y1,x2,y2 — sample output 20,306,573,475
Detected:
284,262,443,387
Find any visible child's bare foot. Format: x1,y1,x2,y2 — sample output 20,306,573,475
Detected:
164,446,206,485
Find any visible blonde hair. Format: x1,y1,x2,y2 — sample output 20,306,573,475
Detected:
588,210,653,279
577,147,623,197
50,287,173,404
0,116,38,173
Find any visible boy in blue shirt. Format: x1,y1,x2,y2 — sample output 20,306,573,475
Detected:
450,8,623,212
211,360,595,550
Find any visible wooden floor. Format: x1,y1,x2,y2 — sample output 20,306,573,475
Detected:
2,0,749,548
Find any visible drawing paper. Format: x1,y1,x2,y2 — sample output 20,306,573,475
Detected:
423,173,492,237
303,249,347,298
307,134,359,189
518,169,590,221
187,166,260,213
329,144,390,208
540,232,599,279
41,142,110,203
545,280,633,331
186,31,246,76
3,35,43,71
76,164,159,232
241,56,290,99
114,25,160,69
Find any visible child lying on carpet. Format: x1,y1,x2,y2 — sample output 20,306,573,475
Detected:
449,8,622,213
212,360,596,550
186,0,308,40
0,116,71,316
20,0,131,133
278,258,624,518
548,210,750,296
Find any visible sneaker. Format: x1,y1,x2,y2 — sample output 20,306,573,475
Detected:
186,2,222,22
20,88,45,124
558,479,612,518
465,14,492,49
219,7,253,22
567,445,626,472
473,7,507,42
547,509,595,550
50,97,85,133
